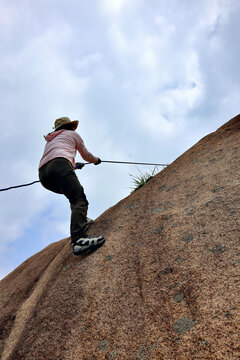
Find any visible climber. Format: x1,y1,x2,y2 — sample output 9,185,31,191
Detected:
38,117,105,256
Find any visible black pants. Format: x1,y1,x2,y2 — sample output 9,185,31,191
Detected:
39,157,88,243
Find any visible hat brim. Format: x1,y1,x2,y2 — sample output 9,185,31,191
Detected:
55,120,79,131
70,120,79,130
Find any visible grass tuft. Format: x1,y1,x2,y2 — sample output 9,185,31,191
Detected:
129,166,160,193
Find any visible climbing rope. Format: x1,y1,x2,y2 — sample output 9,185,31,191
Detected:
0,160,168,192
102,160,167,166
0,181,40,192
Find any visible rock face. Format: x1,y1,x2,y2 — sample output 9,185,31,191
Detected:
0,115,239,360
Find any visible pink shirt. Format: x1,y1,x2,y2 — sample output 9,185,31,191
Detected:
39,130,98,169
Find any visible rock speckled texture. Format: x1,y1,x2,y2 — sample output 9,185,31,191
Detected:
0,115,239,360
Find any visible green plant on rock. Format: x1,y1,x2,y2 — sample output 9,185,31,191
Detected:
129,166,160,193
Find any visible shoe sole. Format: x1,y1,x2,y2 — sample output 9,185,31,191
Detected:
73,238,105,256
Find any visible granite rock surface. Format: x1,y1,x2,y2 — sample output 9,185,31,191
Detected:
0,115,239,360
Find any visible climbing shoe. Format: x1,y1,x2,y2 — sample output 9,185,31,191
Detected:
72,236,105,256
83,217,94,232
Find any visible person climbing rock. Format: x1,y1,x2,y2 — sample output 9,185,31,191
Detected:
38,116,105,255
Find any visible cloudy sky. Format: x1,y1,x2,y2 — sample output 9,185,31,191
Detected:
0,0,239,279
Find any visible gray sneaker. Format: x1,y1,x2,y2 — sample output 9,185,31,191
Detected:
72,236,105,256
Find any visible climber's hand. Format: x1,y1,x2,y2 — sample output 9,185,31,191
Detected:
94,158,101,165
75,162,85,170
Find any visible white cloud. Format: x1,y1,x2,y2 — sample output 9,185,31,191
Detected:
98,0,238,140
0,186,48,254
0,0,18,27
102,0,130,14
198,0,232,30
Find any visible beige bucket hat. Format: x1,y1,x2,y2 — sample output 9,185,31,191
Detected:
54,117,79,131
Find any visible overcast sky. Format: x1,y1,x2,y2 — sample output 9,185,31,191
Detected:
0,0,239,279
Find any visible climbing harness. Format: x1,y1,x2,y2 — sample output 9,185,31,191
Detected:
0,160,168,192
